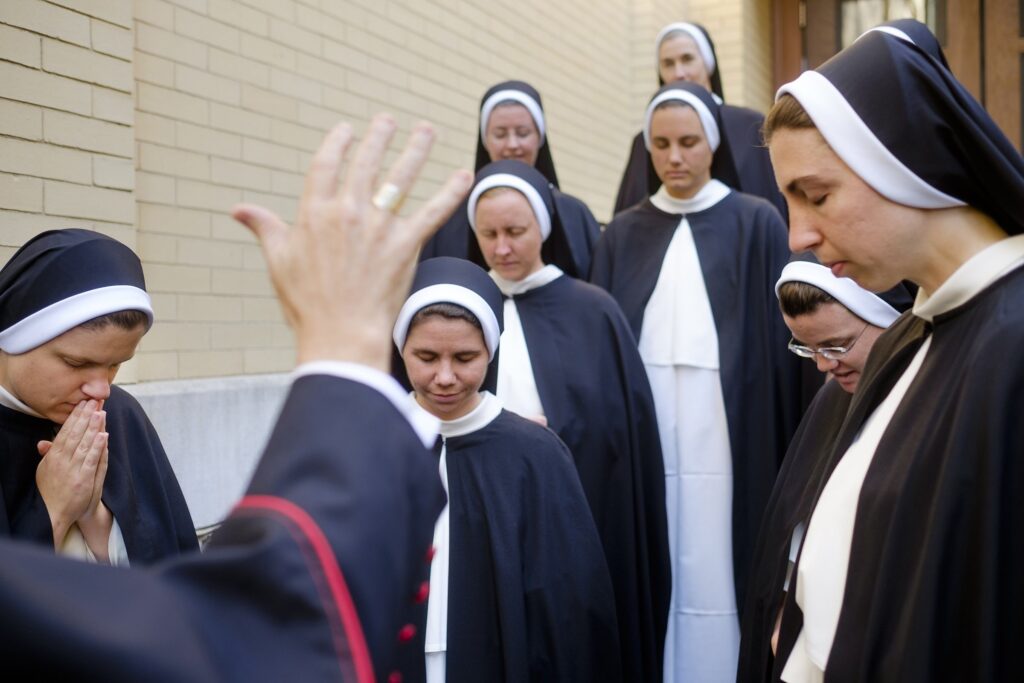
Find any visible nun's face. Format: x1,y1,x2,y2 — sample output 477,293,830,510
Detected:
0,322,146,423
483,104,541,167
770,127,927,292
402,316,488,421
782,303,884,394
474,190,545,282
649,105,713,199
658,34,713,91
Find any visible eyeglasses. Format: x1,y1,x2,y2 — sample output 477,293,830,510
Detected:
788,323,869,361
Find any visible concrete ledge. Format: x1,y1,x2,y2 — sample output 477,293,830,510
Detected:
122,373,291,527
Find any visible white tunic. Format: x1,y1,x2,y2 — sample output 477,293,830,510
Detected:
782,234,1024,682
423,391,504,683
0,385,130,566
491,265,563,422
641,180,742,683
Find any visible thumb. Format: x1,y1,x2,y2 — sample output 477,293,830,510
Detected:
232,203,288,248
37,440,52,458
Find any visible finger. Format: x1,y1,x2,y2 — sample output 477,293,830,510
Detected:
73,411,104,468
52,401,86,450
64,400,99,458
341,113,397,203
374,122,436,211
95,438,109,487
81,432,106,477
301,122,354,205
37,441,53,458
405,169,474,245
232,203,288,248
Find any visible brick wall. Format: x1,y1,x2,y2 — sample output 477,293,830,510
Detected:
1,0,775,384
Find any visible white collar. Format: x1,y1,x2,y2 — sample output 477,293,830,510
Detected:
913,234,1024,322
650,178,731,215
438,391,503,438
0,383,45,418
489,264,563,297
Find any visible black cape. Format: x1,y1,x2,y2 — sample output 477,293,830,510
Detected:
612,105,786,220
737,378,853,683
0,384,197,563
773,266,1024,683
419,189,600,280
0,374,446,682
441,408,622,682
509,274,671,683
591,192,803,610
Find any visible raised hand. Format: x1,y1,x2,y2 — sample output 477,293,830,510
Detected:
232,114,473,372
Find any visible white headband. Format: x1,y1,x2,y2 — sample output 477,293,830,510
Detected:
859,26,913,45
393,284,501,360
0,285,154,354
655,22,716,75
775,261,900,328
643,89,720,152
479,90,546,145
466,173,552,242
776,71,965,209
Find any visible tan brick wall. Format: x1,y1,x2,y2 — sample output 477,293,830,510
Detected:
2,0,772,383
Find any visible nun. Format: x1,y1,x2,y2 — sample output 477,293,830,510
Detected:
591,81,802,682
419,80,601,278
764,24,1024,681
737,260,910,683
466,160,671,682
612,22,786,218
0,229,196,565
394,257,622,683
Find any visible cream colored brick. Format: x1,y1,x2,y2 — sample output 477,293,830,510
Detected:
0,137,91,183
137,83,209,125
0,0,91,47
175,8,239,51
136,231,177,263
48,0,132,28
267,169,303,197
269,68,321,105
0,246,18,266
93,86,134,125
136,351,178,381
322,38,369,73
210,51,270,89
86,222,136,245
210,103,271,139
269,17,321,55
134,51,175,87
177,294,243,321
240,242,264,269
242,138,299,171
175,65,241,106
0,210,94,245
239,87,297,128
0,24,41,69
208,0,269,36
237,0,293,21
179,349,243,378
211,322,290,349
269,120,321,152
177,236,244,268
296,101,347,131
134,0,174,28
44,37,133,92
174,0,209,14
211,268,272,296
142,321,211,352
139,143,210,181
134,23,207,69
240,190,296,222
294,4,347,39
0,61,91,115
0,173,44,212
346,71,389,102
239,33,296,70
147,291,177,319
210,158,272,191
243,348,293,374
135,172,176,204
44,180,133,223
0,100,43,140
44,110,132,156
176,122,242,159
138,203,212,238
209,212,253,242
177,179,242,212
145,263,211,293
91,19,133,59
136,112,177,145
242,296,282,322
